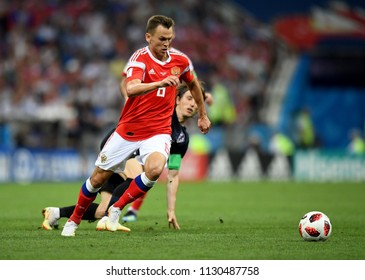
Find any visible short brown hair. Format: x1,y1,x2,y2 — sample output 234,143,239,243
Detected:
146,15,175,34
177,82,206,101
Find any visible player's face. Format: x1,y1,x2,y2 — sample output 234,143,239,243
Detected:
177,91,198,119
146,25,174,61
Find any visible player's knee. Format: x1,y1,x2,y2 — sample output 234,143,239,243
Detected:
145,153,166,180
144,158,164,180
90,171,111,188
145,165,164,181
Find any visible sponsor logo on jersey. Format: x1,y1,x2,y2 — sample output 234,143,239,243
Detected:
177,131,185,143
149,68,156,75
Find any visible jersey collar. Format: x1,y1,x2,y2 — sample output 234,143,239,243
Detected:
146,46,171,65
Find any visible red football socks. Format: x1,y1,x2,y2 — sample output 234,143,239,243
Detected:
130,193,147,211
69,188,96,224
113,179,147,209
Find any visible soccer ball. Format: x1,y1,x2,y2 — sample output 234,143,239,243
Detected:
298,211,332,241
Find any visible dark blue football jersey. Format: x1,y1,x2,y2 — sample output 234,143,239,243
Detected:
170,110,189,159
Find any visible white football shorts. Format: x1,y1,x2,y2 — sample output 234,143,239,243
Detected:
95,132,171,173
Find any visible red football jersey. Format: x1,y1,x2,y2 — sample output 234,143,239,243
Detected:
116,47,195,141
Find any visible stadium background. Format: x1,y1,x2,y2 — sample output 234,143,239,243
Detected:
0,0,364,183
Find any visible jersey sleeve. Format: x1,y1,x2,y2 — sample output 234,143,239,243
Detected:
180,68,195,84
170,134,189,159
126,63,145,82
180,55,195,84
121,63,128,77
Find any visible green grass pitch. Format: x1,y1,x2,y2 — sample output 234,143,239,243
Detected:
0,180,364,260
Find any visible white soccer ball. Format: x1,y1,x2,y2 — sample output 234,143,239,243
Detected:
298,211,332,241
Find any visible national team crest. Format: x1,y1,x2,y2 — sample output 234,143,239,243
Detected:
100,153,107,163
171,66,181,76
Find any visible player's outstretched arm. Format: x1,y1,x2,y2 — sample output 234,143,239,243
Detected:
119,77,128,104
187,79,211,134
166,169,180,230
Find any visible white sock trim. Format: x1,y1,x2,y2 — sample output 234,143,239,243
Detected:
140,172,156,188
86,178,101,193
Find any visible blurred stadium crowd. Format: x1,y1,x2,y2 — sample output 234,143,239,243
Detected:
0,0,274,155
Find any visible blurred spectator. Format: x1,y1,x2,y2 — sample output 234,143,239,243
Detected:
208,80,237,126
347,129,365,155
0,0,274,154
269,132,295,156
189,133,212,155
293,107,320,149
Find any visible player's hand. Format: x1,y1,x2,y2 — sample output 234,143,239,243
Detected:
198,114,211,134
161,75,180,88
167,211,180,230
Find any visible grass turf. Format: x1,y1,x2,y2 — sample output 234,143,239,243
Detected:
0,180,364,260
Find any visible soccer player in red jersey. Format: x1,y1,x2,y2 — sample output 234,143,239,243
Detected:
42,84,211,232
61,15,210,236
